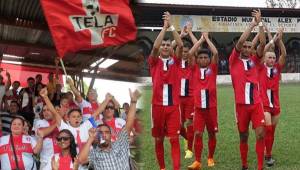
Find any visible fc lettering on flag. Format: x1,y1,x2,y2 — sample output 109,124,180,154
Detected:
41,0,136,57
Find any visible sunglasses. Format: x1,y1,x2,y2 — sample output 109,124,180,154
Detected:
105,106,114,110
56,136,71,142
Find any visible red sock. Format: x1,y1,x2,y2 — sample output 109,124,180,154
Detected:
239,142,248,167
180,126,187,139
271,125,277,154
186,125,194,151
170,137,181,170
256,139,265,170
208,134,216,159
194,134,203,162
265,125,273,157
155,139,165,169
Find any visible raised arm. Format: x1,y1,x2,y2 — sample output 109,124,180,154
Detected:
256,10,266,58
236,10,259,51
188,35,205,58
91,93,113,118
203,32,219,64
54,58,59,80
150,12,169,58
33,130,44,154
5,71,11,91
40,88,62,126
277,29,286,66
66,77,83,103
263,33,279,55
124,89,141,133
186,22,197,45
78,128,97,164
37,122,58,138
167,12,183,58
172,26,188,49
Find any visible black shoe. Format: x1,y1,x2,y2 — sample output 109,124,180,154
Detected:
242,166,249,170
266,157,275,167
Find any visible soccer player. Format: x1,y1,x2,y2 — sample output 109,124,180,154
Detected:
259,28,286,167
229,10,266,170
187,32,219,169
148,11,183,170
175,24,197,159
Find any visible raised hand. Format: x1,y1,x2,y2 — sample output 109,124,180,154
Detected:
129,89,141,102
251,9,261,26
277,27,284,40
105,93,113,101
180,26,188,37
162,11,172,29
66,77,74,86
202,32,209,39
51,156,59,170
186,21,193,33
73,156,79,170
88,128,97,140
39,87,48,98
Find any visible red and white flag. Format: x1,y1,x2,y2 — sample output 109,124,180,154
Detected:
41,0,137,57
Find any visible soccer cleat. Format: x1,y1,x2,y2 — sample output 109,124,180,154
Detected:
266,157,275,167
207,158,215,167
185,150,193,159
241,166,249,170
188,161,201,170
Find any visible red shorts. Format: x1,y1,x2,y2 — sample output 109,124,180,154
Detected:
235,103,265,132
193,107,218,133
151,104,181,138
180,96,194,123
263,106,280,116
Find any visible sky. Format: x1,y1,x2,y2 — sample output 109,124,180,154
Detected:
139,0,268,8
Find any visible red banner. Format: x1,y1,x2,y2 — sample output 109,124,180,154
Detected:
41,0,137,57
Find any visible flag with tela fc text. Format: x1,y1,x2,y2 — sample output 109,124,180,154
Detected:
40,0,137,57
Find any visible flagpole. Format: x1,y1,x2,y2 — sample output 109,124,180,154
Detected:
59,58,68,77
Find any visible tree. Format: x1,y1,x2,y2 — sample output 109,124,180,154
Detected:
266,0,300,8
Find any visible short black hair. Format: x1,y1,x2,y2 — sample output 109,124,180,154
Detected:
27,77,34,81
35,74,42,78
197,48,211,57
13,81,20,85
10,100,20,109
67,108,82,116
183,41,192,49
162,37,171,42
97,123,112,134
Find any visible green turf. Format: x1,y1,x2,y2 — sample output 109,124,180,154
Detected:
139,83,300,170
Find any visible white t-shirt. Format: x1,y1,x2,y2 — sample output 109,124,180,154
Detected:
34,119,61,170
0,135,37,170
77,99,99,121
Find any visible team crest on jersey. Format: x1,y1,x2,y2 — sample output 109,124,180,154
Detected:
206,68,212,75
168,58,174,65
273,68,278,74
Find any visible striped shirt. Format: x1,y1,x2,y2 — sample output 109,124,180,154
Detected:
0,112,22,136
88,129,129,170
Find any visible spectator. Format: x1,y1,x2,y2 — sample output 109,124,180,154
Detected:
102,100,126,142
78,89,141,170
2,80,20,111
120,102,130,120
51,129,79,170
0,117,43,170
34,105,61,170
51,83,64,106
0,101,23,135
19,77,35,125
0,69,11,111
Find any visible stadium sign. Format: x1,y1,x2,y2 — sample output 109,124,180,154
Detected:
172,15,300,32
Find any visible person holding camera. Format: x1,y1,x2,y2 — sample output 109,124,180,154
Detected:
77,89,141,170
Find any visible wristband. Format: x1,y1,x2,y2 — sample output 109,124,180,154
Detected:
258,22,263,27
131,101,137,104
169,25,175,31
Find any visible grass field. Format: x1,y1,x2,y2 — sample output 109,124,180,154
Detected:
139,83,300,170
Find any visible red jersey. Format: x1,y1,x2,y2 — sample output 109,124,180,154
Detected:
179,59,194,97
148,56,180,106
193,63,218,108
229,48,261,104
258,63,282,109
